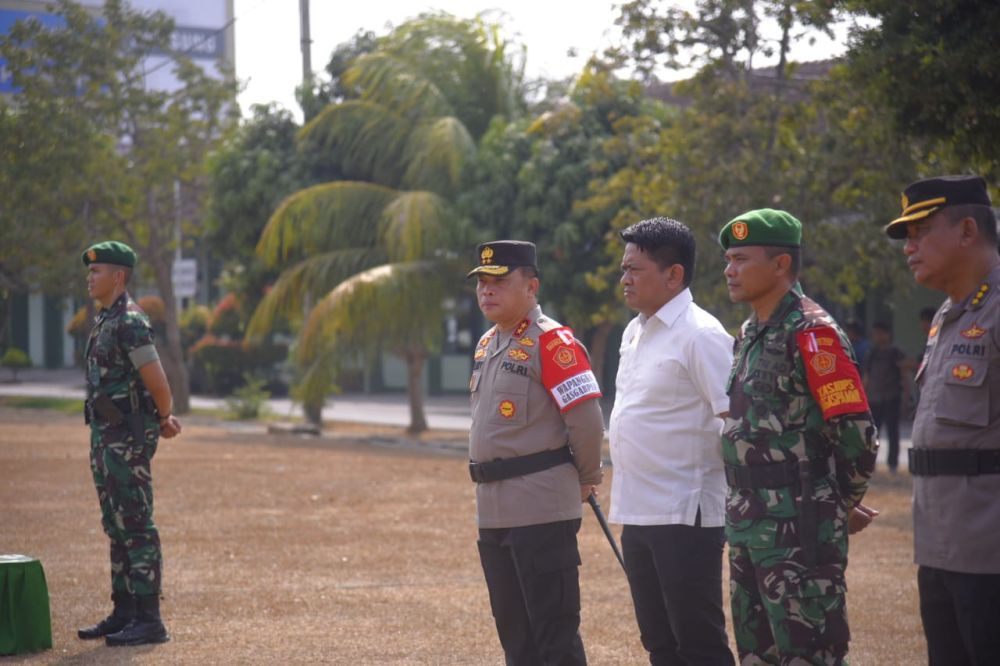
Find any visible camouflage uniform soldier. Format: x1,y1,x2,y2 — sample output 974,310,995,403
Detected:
719,210,879,665
467,241,604,665
77,241,180,647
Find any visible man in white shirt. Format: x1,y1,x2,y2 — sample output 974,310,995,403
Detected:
610,217,736,665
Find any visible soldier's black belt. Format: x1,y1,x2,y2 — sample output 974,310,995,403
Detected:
725,457,831,489
85,392,155,425
469,446,574,484
909,448,1000,476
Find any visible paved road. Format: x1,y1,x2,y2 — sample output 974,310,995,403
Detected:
0,367,473,431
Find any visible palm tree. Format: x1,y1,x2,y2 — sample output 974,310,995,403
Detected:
247,15,524,432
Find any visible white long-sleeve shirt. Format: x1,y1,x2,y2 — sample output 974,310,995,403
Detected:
609,288,734,527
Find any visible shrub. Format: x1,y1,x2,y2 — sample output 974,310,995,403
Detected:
189,336,288,395
180,305,212,354
225,373,270,420
1,347,32,381
209,292,243,338
136,295,166,327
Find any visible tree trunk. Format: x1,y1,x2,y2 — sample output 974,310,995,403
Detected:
588,322,613,392
405,350,428,434
149,255,191,413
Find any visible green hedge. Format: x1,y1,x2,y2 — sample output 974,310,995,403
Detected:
189,339,288,395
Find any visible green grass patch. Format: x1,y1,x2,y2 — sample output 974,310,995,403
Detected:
0,395,85,413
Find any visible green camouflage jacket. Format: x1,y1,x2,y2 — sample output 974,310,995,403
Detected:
84,292,158,407
722,283,877,549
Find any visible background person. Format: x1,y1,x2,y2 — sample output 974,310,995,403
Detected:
862,322,910,472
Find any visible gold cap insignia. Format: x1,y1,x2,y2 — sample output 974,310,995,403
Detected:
481,246,494,264
87,249,97,262
732,221,749,241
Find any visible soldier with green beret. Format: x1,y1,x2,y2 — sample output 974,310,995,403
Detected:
719,209,879,664
885,175,1000,665
77,241,179,647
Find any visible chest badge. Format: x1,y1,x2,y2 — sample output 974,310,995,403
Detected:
952,364,975,381
810,351,837,376
508,348,530,362
516,337,535,347
498,400,516,419
961,323,987,339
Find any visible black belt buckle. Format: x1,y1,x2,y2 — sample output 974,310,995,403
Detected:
468,461,485,483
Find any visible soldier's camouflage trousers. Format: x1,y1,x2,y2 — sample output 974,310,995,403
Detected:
89,416,161,597
729,542,850,665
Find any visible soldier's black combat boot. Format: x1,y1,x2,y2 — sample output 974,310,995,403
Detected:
78,591,135,639
104,594,169,646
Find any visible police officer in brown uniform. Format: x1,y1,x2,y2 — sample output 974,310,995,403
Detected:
885,175,1000,665
467,241,604,665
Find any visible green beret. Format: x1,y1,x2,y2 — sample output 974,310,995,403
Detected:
718,208,802,250
81,241,137,268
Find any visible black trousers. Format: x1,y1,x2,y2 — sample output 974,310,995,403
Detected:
870,397,901,469
478,519,586,666
621,520,734,666
918,566,1000,666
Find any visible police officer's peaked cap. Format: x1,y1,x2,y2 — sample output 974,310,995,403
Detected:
466,240,537,278
718,208,802,250
885,175,992,239
82,241,137,268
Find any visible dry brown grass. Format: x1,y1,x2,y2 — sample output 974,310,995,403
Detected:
0,406,923,664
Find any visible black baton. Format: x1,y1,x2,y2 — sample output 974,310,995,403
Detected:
587,493,626,572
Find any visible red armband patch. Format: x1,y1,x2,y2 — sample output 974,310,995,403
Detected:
797,326,869,420
539,327,602,412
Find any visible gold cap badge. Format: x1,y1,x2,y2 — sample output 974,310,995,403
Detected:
481,246,494,264
732,221,749,241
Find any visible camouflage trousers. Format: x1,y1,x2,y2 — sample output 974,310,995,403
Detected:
89,416,162,597
729,542,850,665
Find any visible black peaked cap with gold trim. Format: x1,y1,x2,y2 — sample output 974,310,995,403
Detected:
885,175,992,239
466,240,537,278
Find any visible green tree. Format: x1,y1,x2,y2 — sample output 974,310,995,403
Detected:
0,0,238,410
247,14,524,432
206,104,307,322
842,0,1000,180
461,64,655,381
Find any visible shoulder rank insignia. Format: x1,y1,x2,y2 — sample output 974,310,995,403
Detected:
513,319,530,337
971,283,990,308
474,347,486,360
961,323,987,339
928,324,939,338
516,337,535,347
508,348,530,362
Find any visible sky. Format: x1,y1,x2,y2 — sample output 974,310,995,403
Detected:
232,1,856,121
